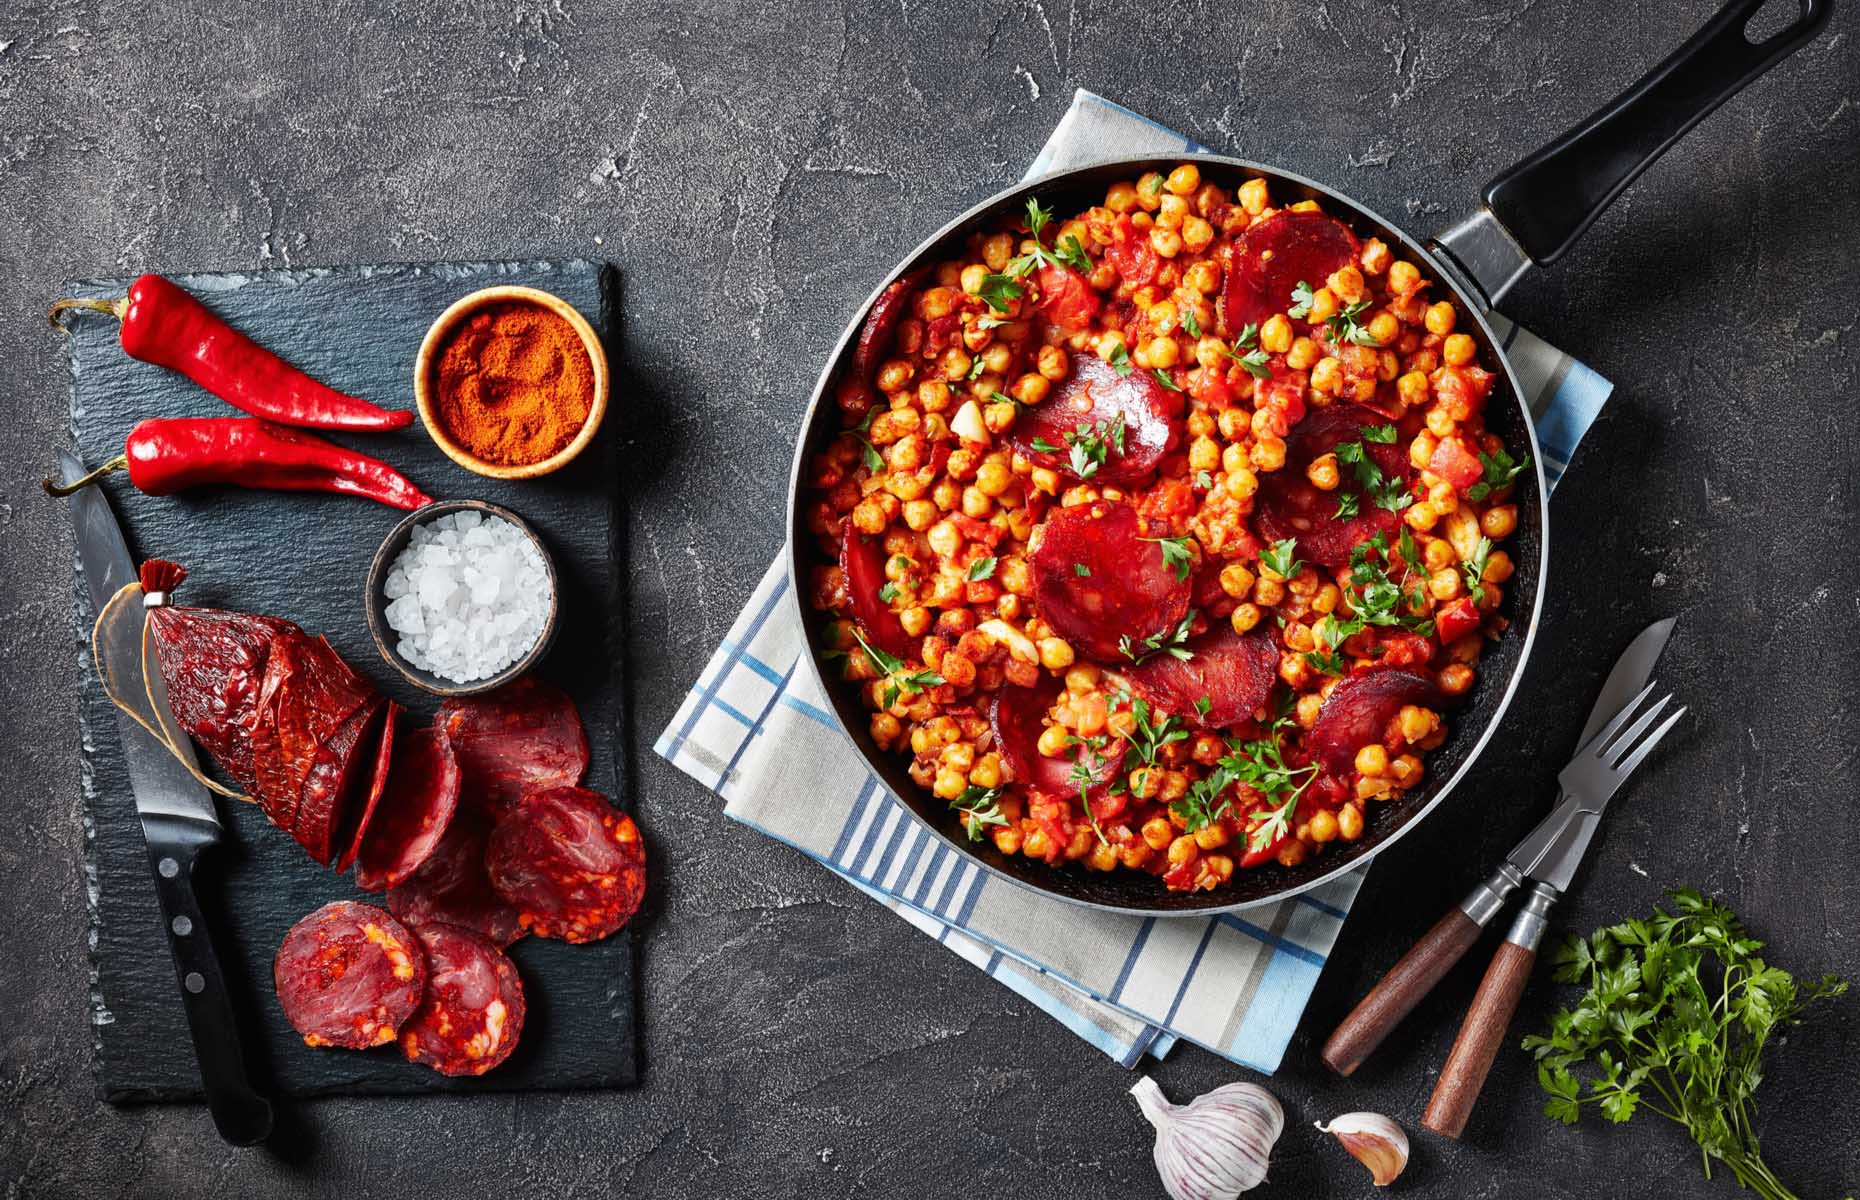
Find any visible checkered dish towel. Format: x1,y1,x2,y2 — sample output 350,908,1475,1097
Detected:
658,90,1612,1072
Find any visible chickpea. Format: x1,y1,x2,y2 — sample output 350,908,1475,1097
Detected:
1355,744,1389,777
1037,638,1075,671
1360,238,1391,275
1282,621,1316,653
870,712,901,744
1404,503,1439,532
1184,261,1221,294
1036,344,1069,381
1194,823,1231,851
1481,505,1518,539
1366,312,1400,346
1023,826,1052,858
900,606,932,638
917,379,952,413
1396,370,1431,410
1387,261,1422,295
1189,434,1221,474
1149,226,1183,258
1327,265,1366,305
1095,330,1127,366
1230,602,1263,634
1259,314,1293,354
926,520,963,560
1165,163,1200,195
1219,562,1256,598
1337,802,1365,840
1308,809,1339,843
1442,333,1477,367
1029,467,1060,495
1484,550,1515,584
1312,583,1342,615
1181,216,1214,253
1398,705,1439,743
1308,287,1340,324
1238,177,1269,215
1390,754,1424,786
1250,436,1287,472
1296,692,1324,728
1309,356,1343,396
1160,770,1189,802
1424,301,1457,336
1277,839,1309,868
1224,466,1259,500
1104,180,1139,213
1074,693,1108,738
1142,816,1175,851
1216,407,1251,441
1064,664,1100,693
1428,566,1464,601
939,347,973,382
933,769,967,800
1438,662,1475,696
1307,452,1341,491
1036,724,1070,759
1254,576,1286,605
1147,335,1180,369
1278,652,1311,688
974,460,1013,498
1166,836,1199,868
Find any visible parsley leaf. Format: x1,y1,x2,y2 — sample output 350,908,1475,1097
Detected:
1074,563,1091,577
1195,469,1214,490
1225,342,1272,379
1333,491,1361,520
1287,281,1314,320
1521,888,1846,1198
1118,695,1189,767
1461,536,1493,605
1119,612,1196,666
967,354,986,380
1107,341,1133,377
850,629,944,710
1363,423,1398,444
1181,306,1201,338
878,581,900,603
1151,366,1182,392
1259,537,1303,581
1004,198,1094,279
1467,447,1532,502
1054,233,1094,275
967,557,997,582
1328,298,1381,347
850,407,884,472
1061,415,1126,479
1030,436,1062,454
977,273,1025,313
950,786,1009,841
1142,535,1194,582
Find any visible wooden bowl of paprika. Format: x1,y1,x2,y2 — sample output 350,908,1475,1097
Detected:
413,285,608,480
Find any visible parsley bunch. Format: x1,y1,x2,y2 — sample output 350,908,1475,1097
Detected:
1302,532,1434,677
978,198,1095,312
1331,424,1414,519
1172,699,1317,854
1287,280,1382,346
1523,888,1846,1200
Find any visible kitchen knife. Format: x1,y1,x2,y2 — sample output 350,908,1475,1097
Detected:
1319,618,1677,1077
61,450,275,1146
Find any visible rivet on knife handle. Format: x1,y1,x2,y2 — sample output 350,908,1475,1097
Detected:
1319,863,1522,1076
1422,881,1560,1139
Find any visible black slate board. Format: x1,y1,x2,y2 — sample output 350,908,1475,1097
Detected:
63,259,638,1101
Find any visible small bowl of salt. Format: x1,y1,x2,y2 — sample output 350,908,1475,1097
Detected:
365,499,559,696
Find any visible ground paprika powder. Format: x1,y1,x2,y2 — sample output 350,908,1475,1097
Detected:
432,300,594,466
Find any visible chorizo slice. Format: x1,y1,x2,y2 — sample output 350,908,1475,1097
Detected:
989,677,1123,802
145,605,300,794
1307,669,1442,773
385,809,525,947
1220,209,1361,335
1029,500,1192,664
1253,404,1414,568
296,698,387,866
1005,356,1181,486
1123,626,1280,728
832,269,925,418
841,530,916,662
273,901,426,1049
398,923,526,1077
356,728,463,892
485,786,646,943
436,677,589,816
249,630,376,838
334,703,401,874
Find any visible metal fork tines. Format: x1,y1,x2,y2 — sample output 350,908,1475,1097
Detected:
1559,680,1687,801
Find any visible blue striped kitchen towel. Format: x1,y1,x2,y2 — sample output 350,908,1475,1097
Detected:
656,90,1613,1072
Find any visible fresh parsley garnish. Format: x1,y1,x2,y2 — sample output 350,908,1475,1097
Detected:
1066,733,1117,846
850,629,945,709
1151,367,1182,392
1467,447,1531,501
1074,563,1091,578
1329,298,1382,347
1195,469,1214,490
967,355,986,380
1118,695,1189,767
1107,341,1133,377
1004,198,1095,279
1060,414,1127,480
1287,281,1314,320
1174,708,1319,850
1363,423,1398,444
967,557,997,582
1299,534,1433,676
1181,307,1201,338
1259,537,1303,580
1462,536,1493,605
977,273,1025,314
1333,491,1361,520
1522,888,1846,1199
988,389,1024,411
849,407,883,472
951,786,1009,841
878,581,900,603
1119,612,1196,665
1335,439,1415,514
1142,535,1194,582
1193,696,1213,718
1225,321,1271,379
1054,233,1093,275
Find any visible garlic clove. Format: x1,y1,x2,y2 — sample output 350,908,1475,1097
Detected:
1315,1112,1410,1187
951,399,990,445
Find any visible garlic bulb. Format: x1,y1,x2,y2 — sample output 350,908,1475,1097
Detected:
1314,1112,1410,1186
1130,1075,1283,1200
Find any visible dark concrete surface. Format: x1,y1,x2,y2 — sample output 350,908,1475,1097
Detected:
2,1,1856,1196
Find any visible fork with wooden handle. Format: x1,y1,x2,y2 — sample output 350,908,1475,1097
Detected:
1319,621,1685,1136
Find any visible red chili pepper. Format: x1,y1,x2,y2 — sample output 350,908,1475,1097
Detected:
46,418,433,511
49,274,413,433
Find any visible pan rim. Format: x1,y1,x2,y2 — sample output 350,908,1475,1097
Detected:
784,150,1550,917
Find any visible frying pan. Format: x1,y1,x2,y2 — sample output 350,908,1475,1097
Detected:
786,0,1829,916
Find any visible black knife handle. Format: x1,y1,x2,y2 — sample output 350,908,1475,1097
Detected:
143,814,275,1147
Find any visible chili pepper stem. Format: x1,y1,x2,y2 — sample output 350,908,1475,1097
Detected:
44,454,128,496
47,296,129,331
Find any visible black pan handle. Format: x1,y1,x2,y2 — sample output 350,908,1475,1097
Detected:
144,813,276,1146
1488,0,1830,266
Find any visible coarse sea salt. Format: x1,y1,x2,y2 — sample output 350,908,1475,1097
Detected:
382,510,550,684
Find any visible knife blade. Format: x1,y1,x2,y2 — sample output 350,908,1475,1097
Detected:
60,451,275,1146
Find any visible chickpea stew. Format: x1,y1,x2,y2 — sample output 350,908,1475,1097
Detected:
803,163,1531,895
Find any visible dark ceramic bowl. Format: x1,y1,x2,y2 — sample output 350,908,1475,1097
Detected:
364,499,559,697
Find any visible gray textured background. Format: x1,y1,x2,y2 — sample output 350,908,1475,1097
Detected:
3,1,1856,1197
